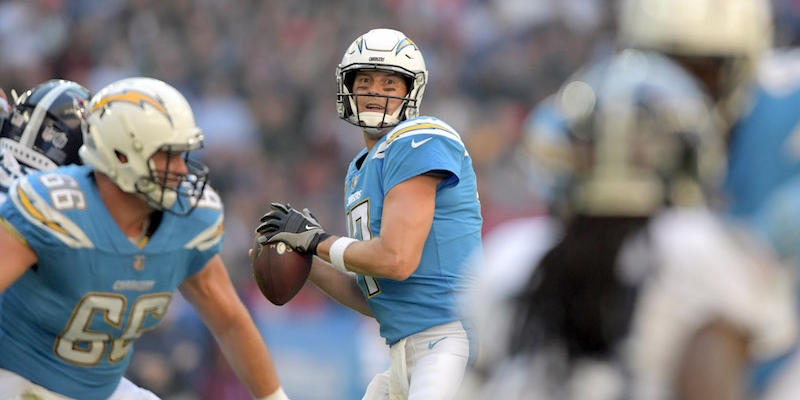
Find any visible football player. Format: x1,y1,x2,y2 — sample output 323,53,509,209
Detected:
621,1,800,397
255,28,482,400
617,0,781,217
461,49,797,400
505,0,773,246
0,79,91,203
0,77,289,400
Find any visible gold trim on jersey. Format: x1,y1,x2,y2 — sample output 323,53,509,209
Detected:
184,213,224,251
385,122,456,144
0,216,29,247
10,178,94,249
16,182,72,238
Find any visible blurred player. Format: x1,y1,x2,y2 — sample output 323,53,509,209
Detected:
749,172,800,400
512,0,773,217
461,49,797,400
0,77,289,400
617,0,773,130
740,33,800,400
620,1,800,397
255,28,482,400
617,0,797,218
0,79,90,203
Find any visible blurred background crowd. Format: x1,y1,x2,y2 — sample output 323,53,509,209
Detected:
1,0,799,399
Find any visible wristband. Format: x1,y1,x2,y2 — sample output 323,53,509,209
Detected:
330,237,357,272
256,387,289,400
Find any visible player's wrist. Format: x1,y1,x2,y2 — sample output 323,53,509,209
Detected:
308,232,332,255
255,386,289,400
330,237,357,272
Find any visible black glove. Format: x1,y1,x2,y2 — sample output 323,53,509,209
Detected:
256,203,331,254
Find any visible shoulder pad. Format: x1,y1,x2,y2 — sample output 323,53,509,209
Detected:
7,173,94,248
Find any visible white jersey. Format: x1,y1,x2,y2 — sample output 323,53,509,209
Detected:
463,210,797,400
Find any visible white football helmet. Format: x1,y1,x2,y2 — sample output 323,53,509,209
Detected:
79,77,208,215
546,50,726,217
617,0,773,122
336,28,428,136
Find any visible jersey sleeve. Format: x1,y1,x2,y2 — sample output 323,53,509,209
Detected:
381,118,466,191
182,185,225,276
0,172,94,251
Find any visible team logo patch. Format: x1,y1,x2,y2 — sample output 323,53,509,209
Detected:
395,38,417,54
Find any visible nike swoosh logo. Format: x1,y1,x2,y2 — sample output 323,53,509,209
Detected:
305,225,316,230
411,137,433,148
428,336,447,349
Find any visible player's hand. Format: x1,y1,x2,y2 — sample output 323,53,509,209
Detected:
256,203,331,255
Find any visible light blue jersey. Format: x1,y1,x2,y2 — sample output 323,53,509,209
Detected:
749,175,800,264
724,49,800,217
726,49,800,397
343,117,482,346
0,164,224,400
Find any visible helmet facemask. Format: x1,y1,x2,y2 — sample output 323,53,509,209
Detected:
134,146,209,216
338,66,422,136
550,50,726,218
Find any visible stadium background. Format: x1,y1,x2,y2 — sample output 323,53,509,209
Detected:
0,0,797,399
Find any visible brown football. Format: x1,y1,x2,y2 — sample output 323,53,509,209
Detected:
251,235,313,306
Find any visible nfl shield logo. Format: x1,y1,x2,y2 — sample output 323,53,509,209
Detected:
133,255,146,271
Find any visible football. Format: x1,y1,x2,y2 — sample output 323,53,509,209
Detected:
251,235,313,306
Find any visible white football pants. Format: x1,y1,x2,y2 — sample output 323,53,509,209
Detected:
362,320,471,400
0,368,160,400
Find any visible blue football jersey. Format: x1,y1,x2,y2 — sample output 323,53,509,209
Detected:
749,175,800,269
0,164,224,400
342,116,483,345
726,49,800,397
724,49,800,217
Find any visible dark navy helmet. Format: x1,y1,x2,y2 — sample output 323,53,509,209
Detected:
1,79,91,170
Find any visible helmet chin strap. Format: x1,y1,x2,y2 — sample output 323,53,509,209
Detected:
357,109,402,136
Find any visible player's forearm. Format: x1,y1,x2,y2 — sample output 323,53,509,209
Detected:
309,257,373,316
181,259,286,397
316,235,420,280
213,312,285,398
